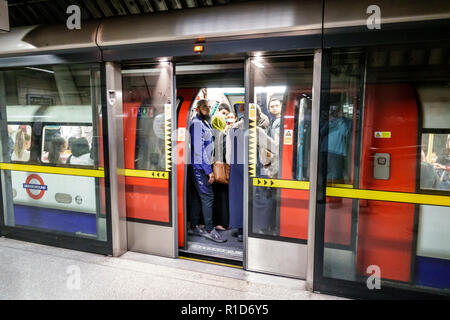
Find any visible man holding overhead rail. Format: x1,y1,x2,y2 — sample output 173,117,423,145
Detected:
188,99,226,243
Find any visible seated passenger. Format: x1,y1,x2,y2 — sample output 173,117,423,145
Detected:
11,129,31,162
65,136,77,155
48,135,67,164
68,137,94,166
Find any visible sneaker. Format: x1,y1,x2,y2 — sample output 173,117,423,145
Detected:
188,226,205,237
202,229,227,243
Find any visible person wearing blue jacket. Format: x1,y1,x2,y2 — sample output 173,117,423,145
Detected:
188,99,226,243
320,105,352,182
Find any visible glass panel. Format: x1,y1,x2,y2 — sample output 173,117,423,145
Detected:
421,133,450,191
121,63,173,223
419,86,450,129
0,64,107,241
248,55,313,240
321,51,361,186
319,44,450,297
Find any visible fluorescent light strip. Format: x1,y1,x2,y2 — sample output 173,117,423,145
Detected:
25,67,54,74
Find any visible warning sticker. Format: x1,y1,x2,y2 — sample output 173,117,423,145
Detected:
178,127,186,142
249,103,256,120
164,103,172,119
284,129,293,145
374,131,391,138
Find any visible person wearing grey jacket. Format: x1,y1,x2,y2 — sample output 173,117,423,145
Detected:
226,104,279,238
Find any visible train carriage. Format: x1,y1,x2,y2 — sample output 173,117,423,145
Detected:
0,0,449,300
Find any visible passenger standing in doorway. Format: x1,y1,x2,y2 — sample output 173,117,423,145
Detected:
211,103,231,231
188,99,226,243
226,103,246,241
226,104,274,240
252,105,279,235
267,98,282,142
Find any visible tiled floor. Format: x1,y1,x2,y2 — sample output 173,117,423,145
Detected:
0,237,345,300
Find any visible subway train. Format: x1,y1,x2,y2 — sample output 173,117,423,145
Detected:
5,104,101,237
0,0,449,299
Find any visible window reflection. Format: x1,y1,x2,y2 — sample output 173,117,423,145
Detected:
9,125,32,162
421,133,450,191
41,125,94,166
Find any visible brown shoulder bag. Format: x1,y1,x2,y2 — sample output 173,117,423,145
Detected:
213,161,230,184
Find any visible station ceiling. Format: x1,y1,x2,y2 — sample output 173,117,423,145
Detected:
7,0,260,27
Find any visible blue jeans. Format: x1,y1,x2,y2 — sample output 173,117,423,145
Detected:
189,165,214,232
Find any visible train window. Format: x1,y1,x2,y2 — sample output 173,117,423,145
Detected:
41,125,94,166
134,102,166,171
421,133,450,191
122,64,173,172
418,85,450,192
8,125,32,162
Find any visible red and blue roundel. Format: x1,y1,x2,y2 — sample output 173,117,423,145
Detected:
23,174,47,200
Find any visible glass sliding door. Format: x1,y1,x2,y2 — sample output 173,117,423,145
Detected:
0,63,110,254
314,44,450,298
245,54,314,278
121,62,177,257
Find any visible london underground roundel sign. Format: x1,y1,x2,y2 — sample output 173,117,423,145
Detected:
23,174,47,200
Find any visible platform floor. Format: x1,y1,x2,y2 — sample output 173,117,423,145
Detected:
0,237,344,300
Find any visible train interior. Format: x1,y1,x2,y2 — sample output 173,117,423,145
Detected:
176,62,246,263
175,57,316,264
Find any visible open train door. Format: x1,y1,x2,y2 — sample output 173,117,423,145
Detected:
244,55,314,278
121,62,178,258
